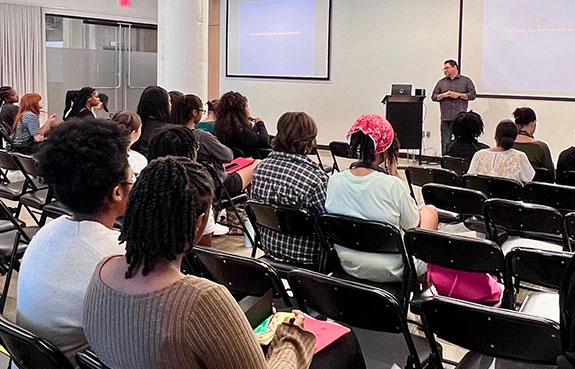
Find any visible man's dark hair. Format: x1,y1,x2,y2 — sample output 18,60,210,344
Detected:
451,110,484,143
271,112,317,155
148,125,197,161
136,86,171,124
444,59,459,69
120,156,214,278
37,119,130,214
495,119,518,150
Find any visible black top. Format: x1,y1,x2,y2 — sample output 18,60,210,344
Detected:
229,122,270,159
132,118,172,158
0,104,18,127
558,147,575,175
447,139,489,162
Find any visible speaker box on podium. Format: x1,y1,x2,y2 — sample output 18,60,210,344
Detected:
382,91,425,162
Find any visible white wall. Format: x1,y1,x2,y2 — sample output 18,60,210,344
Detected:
0,0,157,24
219,0,575,161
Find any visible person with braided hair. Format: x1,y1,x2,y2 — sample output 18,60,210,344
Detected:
16,119,132,366
63,87,100,121
0,86,19,129
83,156,316,369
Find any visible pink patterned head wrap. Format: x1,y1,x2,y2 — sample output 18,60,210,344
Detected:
346,114,395,153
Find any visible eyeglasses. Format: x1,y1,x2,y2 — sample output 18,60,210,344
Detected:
198,109,206,113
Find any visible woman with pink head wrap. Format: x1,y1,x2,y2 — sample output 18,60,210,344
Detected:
325,114,438,283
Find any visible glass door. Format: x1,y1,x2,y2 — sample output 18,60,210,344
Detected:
46,16,157,118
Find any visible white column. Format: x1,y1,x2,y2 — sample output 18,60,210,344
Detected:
157,0,208,98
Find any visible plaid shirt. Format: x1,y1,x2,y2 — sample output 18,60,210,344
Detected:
251,151,329,265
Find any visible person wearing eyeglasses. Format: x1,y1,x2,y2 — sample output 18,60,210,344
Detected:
16,119,132,366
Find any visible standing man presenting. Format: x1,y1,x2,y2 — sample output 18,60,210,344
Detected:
432,59,477,154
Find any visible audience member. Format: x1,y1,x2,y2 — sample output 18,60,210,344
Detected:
513,107,555,180
132,85,172,157
252,112,328,269
112,111,148,177
446,110,489,161
468,119,535,182
63,87,100,121
11,93,56,154
0,85,19,129
214,91,271,158
196,98,218,134
172,93,257,196
325,114,438,283
168,90,183,105
147,125,219,246
557,130,575,180
93,92,111,119
83,156,315,369
17,119,131,365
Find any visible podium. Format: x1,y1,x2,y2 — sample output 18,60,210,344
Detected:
381,95,425,162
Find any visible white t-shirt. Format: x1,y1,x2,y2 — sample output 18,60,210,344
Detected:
128,149,148,178
16,216,123,364
325,170,421,282
467,148,535,183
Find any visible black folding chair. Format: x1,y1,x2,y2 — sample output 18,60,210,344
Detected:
309,146,332,174
557,170,575,187
11,152,52,225
0,120,13,151
186,246,292,307
328,141,353,173
524,181,575,215
421,296,562,369
0,314,74,369
317,213,416,313
462,174,523,201
0,149,30,216
440,155,470,176
288,269,435,369
404,166,461,200
567,212,575,242
533,167,554,183
483,198,571,253
505,247,572,321
405,229,514,311
245,200,326,276
560,253,575,353
76,350,110,369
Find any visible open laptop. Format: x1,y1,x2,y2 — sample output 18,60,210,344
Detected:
391,84,412,96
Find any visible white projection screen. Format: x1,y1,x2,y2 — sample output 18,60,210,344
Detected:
226,0,331,80
461,0,575,99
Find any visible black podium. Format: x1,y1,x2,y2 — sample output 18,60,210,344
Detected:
381,95,425,163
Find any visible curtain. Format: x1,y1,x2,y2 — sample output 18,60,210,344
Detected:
0,3,47,103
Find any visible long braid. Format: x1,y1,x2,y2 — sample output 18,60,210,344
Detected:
120,156,214,278
348,131,375,164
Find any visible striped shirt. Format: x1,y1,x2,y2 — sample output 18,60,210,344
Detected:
13,111,40,146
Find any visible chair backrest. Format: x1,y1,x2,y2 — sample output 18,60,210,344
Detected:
0,149,21,171
567,212,575,242
462,174,523,201
328,141,352,172
440,156,470,176
524,181,575,214
404,166,461,199
422,183,486,217
533,167,554,183
557,170,575,187
505,247,573,291
421,296,562,366
483,198,570,250
288,268,423,369
11,152,39,177
0,314,74,369
245,200,318,237
0,122,13,150
560,253,575,352
188,246,291,306
76,350,110,369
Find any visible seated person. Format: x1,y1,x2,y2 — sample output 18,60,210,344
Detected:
468,119,535,183
196,98,218,134
112,111,148,178
83,156,316,369
251,112,328,269
557,130,575,181
446,110,489,161
132,86,172,157
11,93,57,154
214,91,271,159
17,119,131,365
513,107,555,180
325,114,438,283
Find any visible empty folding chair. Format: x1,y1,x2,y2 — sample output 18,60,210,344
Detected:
505,247,572,322
76,350,110,369
0,149,30,216
440,155,470,176
533,167,554,183
328,141,353,173
404,166,461,200
421,296,562,369
12,152,53,225
0,314,74,369
462,173,523,200
484,198,571,254
317,213,416,312
186,246,292,307
524,181,575,215
288,269,435,369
